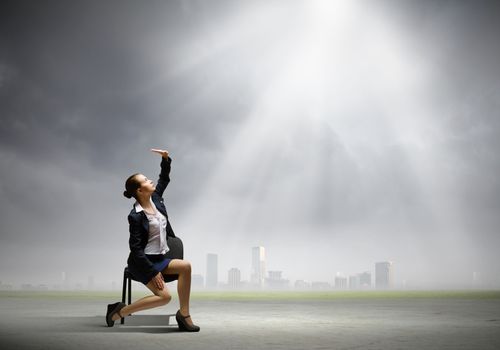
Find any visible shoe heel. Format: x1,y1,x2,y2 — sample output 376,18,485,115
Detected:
106,302,120,327
175,310,200,332
106,303,115,315
175,314,186,330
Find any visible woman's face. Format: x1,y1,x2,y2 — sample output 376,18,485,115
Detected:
136,174,155,195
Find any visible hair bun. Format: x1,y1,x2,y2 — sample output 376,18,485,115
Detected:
123,190,131,199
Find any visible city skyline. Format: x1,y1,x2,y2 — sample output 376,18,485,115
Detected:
1,246,493,291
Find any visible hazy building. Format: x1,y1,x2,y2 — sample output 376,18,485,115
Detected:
268,270,282,280
0,281,13,291
228,268,241,289
266,270,289,289
311,281,331,290
21,284,34,291
335,276,348,289
359,271,371,288
349,275,360,289
472,271,482,288
62,271,69,290
206,253,218,289
251,246,266,288
375,261,394,289
294,279,311,290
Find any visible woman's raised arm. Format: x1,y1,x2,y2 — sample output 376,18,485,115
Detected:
151,148,171,197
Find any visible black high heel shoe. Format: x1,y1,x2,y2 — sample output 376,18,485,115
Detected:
106,302,126,327
176,310,200,332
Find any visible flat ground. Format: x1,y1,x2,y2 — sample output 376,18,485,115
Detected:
0,290,499,350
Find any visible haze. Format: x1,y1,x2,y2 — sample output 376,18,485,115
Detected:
1,0,499,290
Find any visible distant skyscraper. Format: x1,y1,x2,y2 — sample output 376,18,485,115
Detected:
228,268,241,289
294,280,311,290
268,271,282,280
335,276,347,289
62,271,69,290
472,271,481,288
266,270,289,289
375,261,394,289
206,253,218,288
349,275,359,289
359,271,371,288
251,246,266,288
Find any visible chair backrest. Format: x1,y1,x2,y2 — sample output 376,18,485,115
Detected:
164,236,183,260
163,236,183,282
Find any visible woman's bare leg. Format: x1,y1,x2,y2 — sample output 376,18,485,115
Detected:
111,279,171,321
162,259,194,326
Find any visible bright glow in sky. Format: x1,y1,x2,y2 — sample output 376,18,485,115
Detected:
174,1,471,284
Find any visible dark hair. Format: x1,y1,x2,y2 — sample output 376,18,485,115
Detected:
123,173,141,199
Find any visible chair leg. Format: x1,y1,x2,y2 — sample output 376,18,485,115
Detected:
121,269,127,324
128,275,132,307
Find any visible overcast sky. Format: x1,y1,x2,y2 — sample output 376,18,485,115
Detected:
1,0,499,289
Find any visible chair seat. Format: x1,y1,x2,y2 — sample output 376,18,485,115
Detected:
120,236,184,324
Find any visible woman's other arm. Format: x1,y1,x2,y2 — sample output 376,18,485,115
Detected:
128,214,158,284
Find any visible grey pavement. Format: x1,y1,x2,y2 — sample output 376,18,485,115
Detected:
1,293,499,350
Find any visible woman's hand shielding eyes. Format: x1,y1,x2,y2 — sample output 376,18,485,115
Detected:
151,149,169,159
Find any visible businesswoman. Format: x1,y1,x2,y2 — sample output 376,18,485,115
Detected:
106,149,200,332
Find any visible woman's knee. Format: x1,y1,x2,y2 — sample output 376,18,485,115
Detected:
157,290,172,305
164,259,191,274
183,260,192,273
177,260,191,274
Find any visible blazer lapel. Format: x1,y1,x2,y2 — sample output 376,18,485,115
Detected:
132,196,167,235
152,196,168,218
132,205,150,233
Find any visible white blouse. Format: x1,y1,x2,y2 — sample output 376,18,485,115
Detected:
134,198,170,255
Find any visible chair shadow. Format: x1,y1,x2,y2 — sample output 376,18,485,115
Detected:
53,314,182,334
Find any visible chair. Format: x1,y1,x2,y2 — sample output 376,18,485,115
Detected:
121,235,184,324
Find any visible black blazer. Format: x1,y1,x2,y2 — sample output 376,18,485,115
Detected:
126,156,177,285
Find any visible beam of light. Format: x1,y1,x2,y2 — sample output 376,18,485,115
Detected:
165,0,474,283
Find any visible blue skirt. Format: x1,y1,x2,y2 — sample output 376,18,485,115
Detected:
146,254,173,273
152,258,172,272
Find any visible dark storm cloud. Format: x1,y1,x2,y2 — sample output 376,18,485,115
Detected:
0,0,257,221
0,0,248,165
